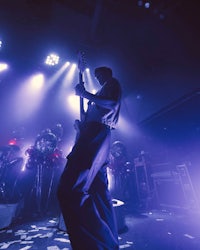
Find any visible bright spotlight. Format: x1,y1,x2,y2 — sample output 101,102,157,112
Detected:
45,53,59,66
84,66,97,91
62,63,77,88
66,61,70,66
0,63,8,71
13,73,45,121
144,2,150,8
67,94,80,114
0,40,2,48
72,63,77,69
30,74,45,89
67,94,88,118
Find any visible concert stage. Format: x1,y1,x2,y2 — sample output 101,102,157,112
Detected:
1,204,200,250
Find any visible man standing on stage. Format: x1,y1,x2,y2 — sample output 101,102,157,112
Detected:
57,66,122,249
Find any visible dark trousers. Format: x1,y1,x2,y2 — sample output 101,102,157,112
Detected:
57,122,119,250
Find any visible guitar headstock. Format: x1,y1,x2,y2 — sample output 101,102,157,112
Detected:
77,51,86,74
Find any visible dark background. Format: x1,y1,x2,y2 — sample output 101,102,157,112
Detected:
0,0,199,162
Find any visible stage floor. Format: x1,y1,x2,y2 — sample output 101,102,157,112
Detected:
1,206,200,250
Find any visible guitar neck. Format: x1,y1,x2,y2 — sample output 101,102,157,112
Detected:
79,71,84,122
77,50,86,122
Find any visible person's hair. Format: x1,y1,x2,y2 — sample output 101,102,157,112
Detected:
94,67,112,78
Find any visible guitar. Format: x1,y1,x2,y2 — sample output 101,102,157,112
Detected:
77,51,86,122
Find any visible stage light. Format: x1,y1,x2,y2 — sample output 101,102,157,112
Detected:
66,61,70,67
84,66,97,91
0,63,8,71
30,74,44,89
45,53,59,66
66,93,88,118
0,40,2,48
72,63,77,69
46,61,70,90
13,73,45,121
62,63,77,88
8,138,17,145
67,94,80,115
144,2,150,8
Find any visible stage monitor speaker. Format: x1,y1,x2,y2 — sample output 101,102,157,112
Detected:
0,203,20,229
154,178,186,208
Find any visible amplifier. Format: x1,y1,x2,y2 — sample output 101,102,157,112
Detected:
153,177,187,208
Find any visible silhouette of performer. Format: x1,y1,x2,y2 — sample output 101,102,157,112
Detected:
57,66,121,249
